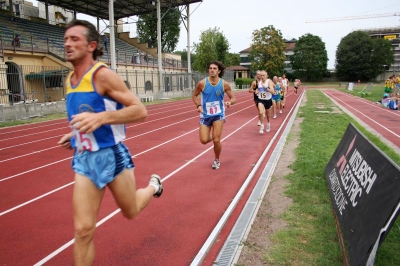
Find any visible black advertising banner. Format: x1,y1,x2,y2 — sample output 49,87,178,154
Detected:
325,123,400,266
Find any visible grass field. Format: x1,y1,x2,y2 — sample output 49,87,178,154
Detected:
264,89,400,265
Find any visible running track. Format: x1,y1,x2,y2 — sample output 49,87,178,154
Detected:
1,87,399,265
0,88,303,266
323,89,400,150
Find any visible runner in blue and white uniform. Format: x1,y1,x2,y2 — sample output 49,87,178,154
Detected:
192,61,236,169
57,19,163,265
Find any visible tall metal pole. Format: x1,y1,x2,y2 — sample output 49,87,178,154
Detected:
109,0,116,70
186,4,192,90
157,0,163,93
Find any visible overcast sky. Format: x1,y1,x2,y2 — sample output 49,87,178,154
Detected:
33,0,399,68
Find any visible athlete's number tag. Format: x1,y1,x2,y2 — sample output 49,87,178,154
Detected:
206,101,221,115
72,125,99,153
258,92,268,100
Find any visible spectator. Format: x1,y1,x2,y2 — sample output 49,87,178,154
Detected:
103,35,108,52
12,34,21,48
136,52,141,64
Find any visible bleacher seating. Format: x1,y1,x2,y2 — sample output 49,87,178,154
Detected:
0,13,152,65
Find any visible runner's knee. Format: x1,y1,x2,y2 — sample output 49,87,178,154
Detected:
121,208,139,220
74,221,96,241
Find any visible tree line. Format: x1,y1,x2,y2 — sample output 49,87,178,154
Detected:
136,8,394,81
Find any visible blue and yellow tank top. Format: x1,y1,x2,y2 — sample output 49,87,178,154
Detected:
200,77,225,119
66,62,126,152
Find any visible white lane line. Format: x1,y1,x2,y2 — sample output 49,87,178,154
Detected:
0,182,74,217
0,146,59,163
0,127,70,142
0,135,63,151
324,91,400,138
0,121,67,135
33,106,255,266
0,157,73,183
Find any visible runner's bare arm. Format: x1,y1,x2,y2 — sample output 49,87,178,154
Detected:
249,81,256,93
70,67,147,134
267,80,276,94
224,81,236,108
192,79,205,112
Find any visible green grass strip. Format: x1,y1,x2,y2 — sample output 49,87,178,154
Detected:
265,89,400,266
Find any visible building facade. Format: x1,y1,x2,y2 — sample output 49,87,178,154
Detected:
239,40,296,77
361,27,400,80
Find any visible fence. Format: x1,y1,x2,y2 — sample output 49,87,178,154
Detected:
0,63,234,121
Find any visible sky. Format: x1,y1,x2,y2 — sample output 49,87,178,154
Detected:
31,0,399,69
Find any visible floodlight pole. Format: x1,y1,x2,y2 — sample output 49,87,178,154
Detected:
109,0,117,71
157,0,164,94
186,4,192,90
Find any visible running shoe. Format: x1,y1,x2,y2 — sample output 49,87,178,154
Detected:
273,114,277,119
149,174,163,198
259,124,264,134
212,159,220,169
279,110,282,114
266,123,271,132
257,120,261,126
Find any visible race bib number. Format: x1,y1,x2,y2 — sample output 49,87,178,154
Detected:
72,122,99,153
205,101,221,115
74,130,99,153
258,92,268,100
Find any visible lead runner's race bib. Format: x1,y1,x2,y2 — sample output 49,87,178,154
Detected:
205,101,221,115
72,122,99,153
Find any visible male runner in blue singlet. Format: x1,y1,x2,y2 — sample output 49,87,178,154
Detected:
192,61,236,169
57,20,163,265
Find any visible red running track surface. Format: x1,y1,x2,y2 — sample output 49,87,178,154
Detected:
0,88,303,266
323,89,400,149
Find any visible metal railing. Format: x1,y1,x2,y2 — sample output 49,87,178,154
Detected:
0,63,234,121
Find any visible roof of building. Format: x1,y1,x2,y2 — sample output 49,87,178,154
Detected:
44,0,202,20
358,26,400,35
226,65,250,71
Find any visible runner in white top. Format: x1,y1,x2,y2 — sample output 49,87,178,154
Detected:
281,73,289,108
254,70,275,133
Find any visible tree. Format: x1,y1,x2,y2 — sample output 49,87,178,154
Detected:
249,26,286,77
336,31,394,81
174,49,197,65
192,27,230,72
291,33,328,81
225,53,240,67
136,7,181,53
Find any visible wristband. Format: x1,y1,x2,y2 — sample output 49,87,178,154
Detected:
197,104,201,108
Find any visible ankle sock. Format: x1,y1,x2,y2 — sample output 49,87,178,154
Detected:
150,184,160,194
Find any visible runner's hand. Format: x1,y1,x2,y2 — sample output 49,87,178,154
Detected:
58,132,73,149
70,112,103,134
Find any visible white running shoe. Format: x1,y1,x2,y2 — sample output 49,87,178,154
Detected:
257,120,261,126
259,124,264,134
149,174,163,198
273,114,277,119
212,159,220,169
279,110,282,114
266,123,271,132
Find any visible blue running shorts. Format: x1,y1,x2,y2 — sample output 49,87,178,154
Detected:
72,142,134,189
200,115,225,127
